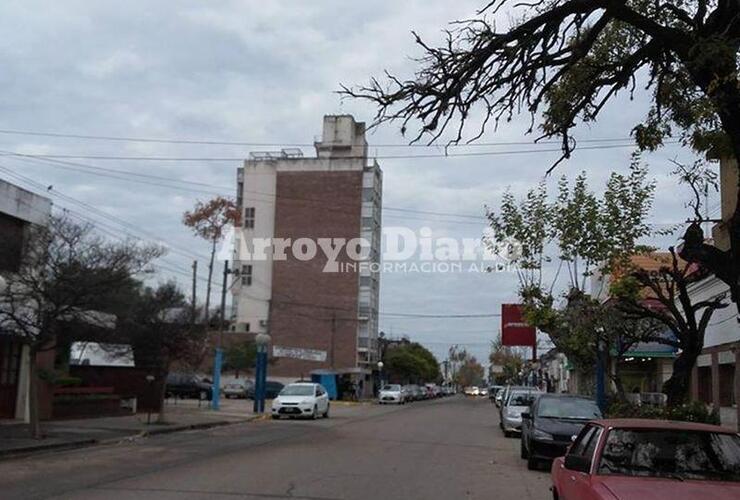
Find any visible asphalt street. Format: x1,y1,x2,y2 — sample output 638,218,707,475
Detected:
0,396,551,500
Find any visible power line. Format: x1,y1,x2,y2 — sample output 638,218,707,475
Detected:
0,164,206,261
379,312,501,319
0,128,660,148
2,151,494,222
0,167,226,290
2,151,228,195
0,141,680,161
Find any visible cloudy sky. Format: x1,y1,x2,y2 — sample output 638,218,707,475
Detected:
0,1,715,367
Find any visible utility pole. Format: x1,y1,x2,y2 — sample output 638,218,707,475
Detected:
191,260,198,323
595,329,606,413
211,260,229,411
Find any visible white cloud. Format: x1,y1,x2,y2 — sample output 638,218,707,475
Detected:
79,49,150,78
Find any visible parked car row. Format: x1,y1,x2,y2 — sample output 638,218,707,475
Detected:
378,383,456,404
165,373,285,401
493,385,740,497
165,373,213,400
498,385,542,437
488,385,503,403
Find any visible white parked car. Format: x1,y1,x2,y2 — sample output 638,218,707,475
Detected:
271,383,330,419
378,384,405,404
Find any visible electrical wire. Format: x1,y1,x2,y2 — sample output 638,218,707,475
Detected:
0,127,663,148
0,141,680,161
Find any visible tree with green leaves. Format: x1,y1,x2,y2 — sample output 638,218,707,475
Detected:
489,337,525,384
487,161,676,398
384,341,441,384
488,157,657,294
344,0,740,318
182,197,240,326
454,350,486,388
223,340,257,379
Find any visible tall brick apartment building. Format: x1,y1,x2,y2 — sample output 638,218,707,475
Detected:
232,115,382,387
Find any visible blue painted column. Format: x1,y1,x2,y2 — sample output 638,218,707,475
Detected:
212,347,223,410
253,348,268,413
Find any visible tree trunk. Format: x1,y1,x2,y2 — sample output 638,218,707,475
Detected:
663,348,701,407
204,239,216,326
156,367,169,424
680,51,740,318
28,351,42,439
610,357,626,402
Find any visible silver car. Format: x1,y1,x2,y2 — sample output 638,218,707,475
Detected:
501,389,540,437
378,384,405,404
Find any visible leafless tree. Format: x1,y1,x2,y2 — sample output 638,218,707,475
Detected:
0,216,161,438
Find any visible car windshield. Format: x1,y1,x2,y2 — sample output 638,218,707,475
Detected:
537,397,601,420
508,392,536,406
598,429,740,482
382,385,401,391
279,385,314,396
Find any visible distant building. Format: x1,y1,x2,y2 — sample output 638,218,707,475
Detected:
232,115,382,388
0,179,52,421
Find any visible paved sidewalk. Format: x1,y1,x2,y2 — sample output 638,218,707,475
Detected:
0,398,260,459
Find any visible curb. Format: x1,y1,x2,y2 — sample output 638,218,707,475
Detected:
0,416,260,461
0,439,98,460
136,417,257,437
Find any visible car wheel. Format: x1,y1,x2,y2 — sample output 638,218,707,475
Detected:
520,438,528,459
504,430,512,438
527,454,539,471
323,404,330,418
271,415,280,420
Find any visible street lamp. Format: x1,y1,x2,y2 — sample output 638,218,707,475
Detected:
253,332,271,414
377,361,384,389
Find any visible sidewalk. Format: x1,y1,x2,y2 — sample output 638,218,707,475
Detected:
0,398,260,459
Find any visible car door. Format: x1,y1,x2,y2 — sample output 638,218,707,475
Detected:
558,424,603,500
317,385,328,412
522,397,537,450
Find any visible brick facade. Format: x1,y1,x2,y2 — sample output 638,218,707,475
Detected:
269,171,362,377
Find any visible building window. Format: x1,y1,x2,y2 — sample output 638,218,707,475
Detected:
243,207,255,229
241,264,253,286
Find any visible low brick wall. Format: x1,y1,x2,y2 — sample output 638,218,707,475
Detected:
69,366,163,412
52,394,127,419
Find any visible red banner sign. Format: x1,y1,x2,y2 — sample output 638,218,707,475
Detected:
501,304,536,347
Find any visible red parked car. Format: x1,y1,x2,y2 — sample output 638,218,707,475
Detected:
551,419,740,499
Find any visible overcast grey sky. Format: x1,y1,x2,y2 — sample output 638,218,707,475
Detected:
0,1,715,366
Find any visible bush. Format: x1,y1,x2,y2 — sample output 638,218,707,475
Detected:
606,400,720,425
37,369,82,387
